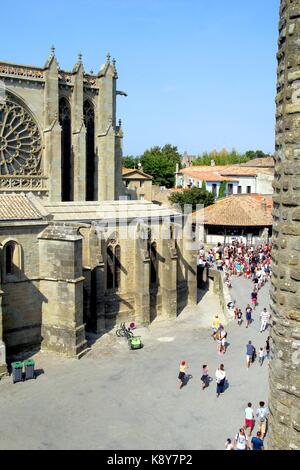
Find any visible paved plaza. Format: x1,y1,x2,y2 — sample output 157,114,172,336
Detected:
0,277,270,450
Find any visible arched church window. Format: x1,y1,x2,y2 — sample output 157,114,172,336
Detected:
149,242,158,286
5,244,13,275
106,244,121,290
107,245,114,290
83,101,95,201
115,245,121,289
3,241,22,280
59,98,72,201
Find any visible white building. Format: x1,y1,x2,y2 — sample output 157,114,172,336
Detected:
175,162,274,197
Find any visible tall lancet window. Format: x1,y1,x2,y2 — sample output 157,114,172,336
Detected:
84,101,95,201
59,98,72,201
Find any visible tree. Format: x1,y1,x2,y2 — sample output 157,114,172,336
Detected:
218,181,227,199
140,144,181,187
122,156,138,169
192,149,270,166
201,180,207,191
168,188,214,211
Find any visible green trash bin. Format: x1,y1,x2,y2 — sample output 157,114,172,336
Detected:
128,336,142,350
23,359,35,381
11,362,23,384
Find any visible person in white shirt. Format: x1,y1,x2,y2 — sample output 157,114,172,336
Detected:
234,428,248,450
260,308,270,332
258,347,265,366
244,402,254,436
225,438,233,450
215,364,226,397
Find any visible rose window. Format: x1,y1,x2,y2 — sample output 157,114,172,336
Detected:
0,95,42,175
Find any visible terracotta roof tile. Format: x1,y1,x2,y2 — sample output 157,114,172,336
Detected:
122,167,153,179
241,157,275,168
193,194,273,227
0,194,43,221
180,166,239,182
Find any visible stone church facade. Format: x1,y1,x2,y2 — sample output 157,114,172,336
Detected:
270,0,300,450
0,51,197,377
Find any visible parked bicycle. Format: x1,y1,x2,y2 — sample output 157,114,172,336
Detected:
116,322,142,350
116,322,134,339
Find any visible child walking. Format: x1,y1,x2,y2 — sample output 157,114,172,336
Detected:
201,365,210,390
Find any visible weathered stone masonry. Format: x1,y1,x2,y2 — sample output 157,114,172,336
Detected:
269,0,300,450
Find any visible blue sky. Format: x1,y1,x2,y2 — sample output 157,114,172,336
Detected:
0,0,280,156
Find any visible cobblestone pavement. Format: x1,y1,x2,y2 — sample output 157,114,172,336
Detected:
0,278,270,450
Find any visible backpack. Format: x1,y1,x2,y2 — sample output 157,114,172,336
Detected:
257,408,266,422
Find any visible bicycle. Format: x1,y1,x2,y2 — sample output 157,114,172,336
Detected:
116,322,134,339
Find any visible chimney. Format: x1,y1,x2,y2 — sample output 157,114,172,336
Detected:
261,197,267,211
175,163,179,173
211,159,215,167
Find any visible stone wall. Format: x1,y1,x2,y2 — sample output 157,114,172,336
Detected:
269,0,300,450
0,224,47,355
207,269,233,322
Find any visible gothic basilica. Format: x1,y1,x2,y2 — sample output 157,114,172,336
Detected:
0,50,197,377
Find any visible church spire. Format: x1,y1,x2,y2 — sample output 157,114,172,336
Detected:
73,52,84,73
45,45,58,68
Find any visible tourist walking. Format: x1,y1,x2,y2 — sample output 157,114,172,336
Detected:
234,428,249,450
266,336,270,359
215,364,226,397
258,347,265,366
215,328,222,354
237,309,243,326
256,402,269,439
220,328,227,354
260,308,270,333
251,432,265,450
178,361,189,390
244,402,254,436
245,305,252,328
225,438,234,450
211,315,221,339
201,364,210,390
251,289,258,310
246,341,255,369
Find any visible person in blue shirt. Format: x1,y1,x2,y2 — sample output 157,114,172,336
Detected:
246,341,255,369
251,432,264,450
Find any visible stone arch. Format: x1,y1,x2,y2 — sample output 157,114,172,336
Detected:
0,238,23,281
4,88,44,138
106,238,121,291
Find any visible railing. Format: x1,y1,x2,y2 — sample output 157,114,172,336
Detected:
0,176,48,191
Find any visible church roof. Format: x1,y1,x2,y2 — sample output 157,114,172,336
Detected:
42,200,180,222
0,194,46,221
193,194,273,227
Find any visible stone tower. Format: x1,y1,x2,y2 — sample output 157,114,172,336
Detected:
0,50,123,202
269,0,300,450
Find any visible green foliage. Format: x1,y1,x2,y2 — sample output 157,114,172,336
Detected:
218,181,227,199
140,144,181,188
169,188,214,211
122,156,139,169
201,180,207,191
244,150,267,159
192,149,271,166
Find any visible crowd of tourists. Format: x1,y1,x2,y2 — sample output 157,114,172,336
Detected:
180,239,272,450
